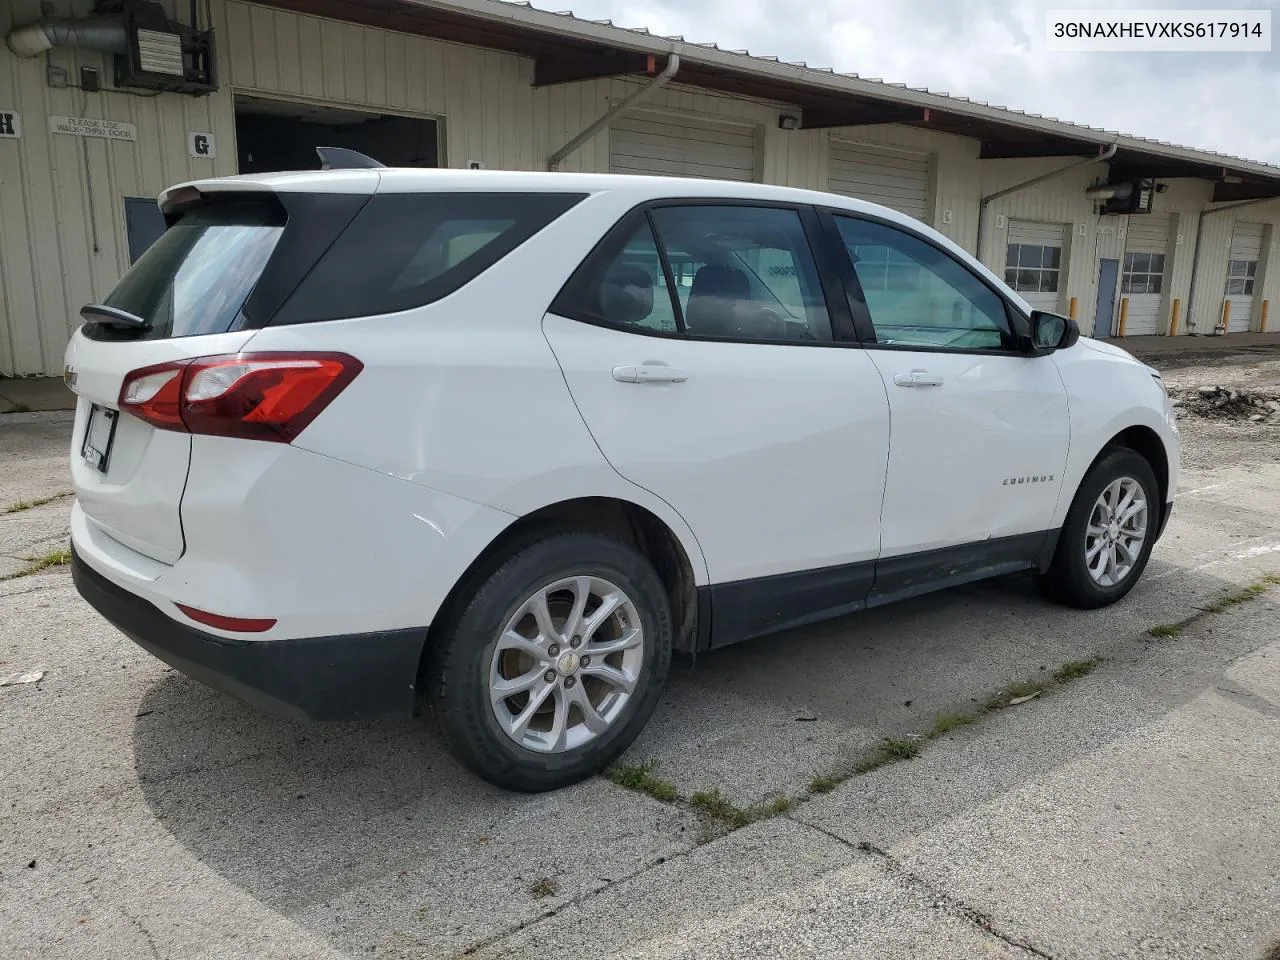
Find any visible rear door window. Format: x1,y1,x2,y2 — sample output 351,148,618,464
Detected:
275,192,586,324
94,199,285,340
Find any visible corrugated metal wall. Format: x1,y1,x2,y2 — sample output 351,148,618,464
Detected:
0,0,236,376
1187,200,1280,334
3,0,1278,375
979,158,1111,324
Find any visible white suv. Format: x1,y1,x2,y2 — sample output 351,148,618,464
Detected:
66,159,1179,791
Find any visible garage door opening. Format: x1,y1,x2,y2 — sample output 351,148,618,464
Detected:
234,95,440,173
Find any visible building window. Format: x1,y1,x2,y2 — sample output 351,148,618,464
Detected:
1004,244,1061,293
1225,259,1257,296
1122,252,1165,295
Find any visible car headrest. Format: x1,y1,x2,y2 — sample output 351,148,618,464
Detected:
600,264,654,326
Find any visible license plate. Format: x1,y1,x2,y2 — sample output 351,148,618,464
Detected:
81,404,118,473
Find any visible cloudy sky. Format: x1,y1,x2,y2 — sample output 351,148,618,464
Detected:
535,0,1280,165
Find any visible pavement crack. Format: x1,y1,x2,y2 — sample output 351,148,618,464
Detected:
120,907,164,960
1213,684,1280,722
795,819,1056,960
449,841,706,959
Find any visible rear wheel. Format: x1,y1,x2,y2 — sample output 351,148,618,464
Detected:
1038,449,1160,609
427,531,672,792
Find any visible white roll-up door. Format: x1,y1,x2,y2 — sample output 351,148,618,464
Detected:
609,112,758,181
1225,222,1264,333
1121,213,1171,336
828,141,930,222
1004,220,1066,313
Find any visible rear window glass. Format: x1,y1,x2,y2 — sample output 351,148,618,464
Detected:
273,192,585,324
95,200,285,340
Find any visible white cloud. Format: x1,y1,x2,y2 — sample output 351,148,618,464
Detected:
538,0,1280,164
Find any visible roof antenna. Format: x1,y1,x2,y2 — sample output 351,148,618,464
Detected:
315,146,386,170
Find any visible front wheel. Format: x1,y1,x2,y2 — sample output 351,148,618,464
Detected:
1038,449,1160,609
427,531,672,792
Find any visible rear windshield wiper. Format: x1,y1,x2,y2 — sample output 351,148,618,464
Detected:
80,303,151,331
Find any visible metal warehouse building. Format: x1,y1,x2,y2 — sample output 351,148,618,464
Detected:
3,0,1280,377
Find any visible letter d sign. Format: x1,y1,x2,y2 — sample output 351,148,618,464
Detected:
187,131,216,158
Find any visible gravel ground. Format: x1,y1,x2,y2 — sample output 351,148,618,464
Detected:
1149,356,1280,471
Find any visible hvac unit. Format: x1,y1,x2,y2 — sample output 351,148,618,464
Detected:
110,0,217,95
1086,179,1162,215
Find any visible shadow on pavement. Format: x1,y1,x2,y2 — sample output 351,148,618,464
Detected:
129,554,1252,955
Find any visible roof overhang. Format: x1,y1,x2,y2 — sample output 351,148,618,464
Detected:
252,0,1280,198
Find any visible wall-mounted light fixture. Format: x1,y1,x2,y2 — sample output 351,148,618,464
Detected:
778,114,799,130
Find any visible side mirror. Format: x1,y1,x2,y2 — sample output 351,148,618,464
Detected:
1029,311,1080,353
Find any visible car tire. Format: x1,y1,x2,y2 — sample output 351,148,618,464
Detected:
1038,448,1161,610
426,530,672,792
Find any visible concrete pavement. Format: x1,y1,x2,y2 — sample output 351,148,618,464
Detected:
3,364,1280,959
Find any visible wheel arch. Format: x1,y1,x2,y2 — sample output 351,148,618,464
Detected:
1098,424,1170,509
416,496,703,700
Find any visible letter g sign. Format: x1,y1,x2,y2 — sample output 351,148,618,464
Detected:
187,131,216,158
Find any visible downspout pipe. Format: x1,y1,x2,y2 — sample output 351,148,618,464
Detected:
6,16,129,58
976,142,1118,266
548,54,680,171
1184,194,1279,334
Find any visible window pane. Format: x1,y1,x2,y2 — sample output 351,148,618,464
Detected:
1018,245,1043,268
650,205,832,342
1150,254,1166,274
1247,260,1258,277
1129,252,1150,274
1226,278,1246,296
1120,275,1134,295
103,199,284,339
1017,269,1039,292
1228,260,1245,278
281,192,585,323
1245,278,1256,295
1004,268,1019,286
1041,269,1060,293
1149,275,1163,294
1005,244,1021,268
1044,245,1062,268
553,221,679,332
1123,251,1135,270
836,215,1012,351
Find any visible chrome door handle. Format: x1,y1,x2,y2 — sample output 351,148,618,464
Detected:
613,364,688,384
893,370,944,388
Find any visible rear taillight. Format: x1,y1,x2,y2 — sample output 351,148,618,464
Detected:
118,352,362,442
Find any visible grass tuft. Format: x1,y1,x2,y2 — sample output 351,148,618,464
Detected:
605,760,677,802
3,492,73,515
1148,623,1182,638
1,548,72,582
807,774,841,795
1052,659,1099,683
929,711,977,737
853,736,922,774
1202,574,1280,614
690,788,750,828
765,795,796,816
529,877,557,899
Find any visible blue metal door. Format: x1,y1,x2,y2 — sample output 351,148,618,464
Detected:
1093,258,1119,338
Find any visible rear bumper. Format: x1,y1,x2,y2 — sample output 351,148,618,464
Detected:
72,545,425,721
